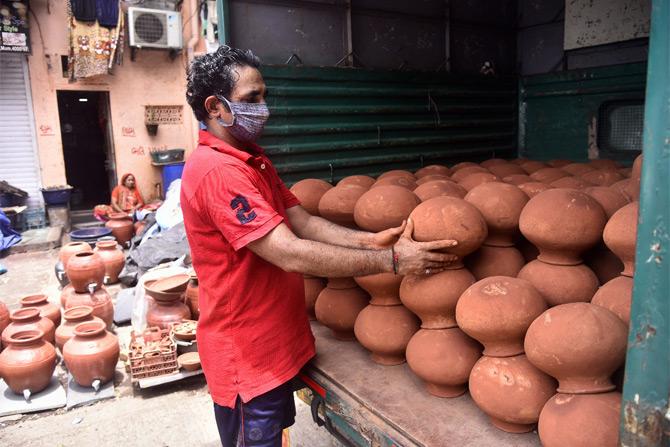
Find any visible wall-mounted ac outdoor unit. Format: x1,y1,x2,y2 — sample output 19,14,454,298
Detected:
128,7,183,50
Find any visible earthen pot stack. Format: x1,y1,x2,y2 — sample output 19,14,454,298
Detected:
94,240,125,284
66,252,106,294
55,305,104,352
415,164,451,179
144,279,192,330
318,184,368,228
62,285,114,330
63,320,120,388
315,277,369,341
20,294,61,327
2,307,56,346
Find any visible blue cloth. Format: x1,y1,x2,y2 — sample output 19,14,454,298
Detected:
96,0,119,28
0,210,21,251
71,0,97,22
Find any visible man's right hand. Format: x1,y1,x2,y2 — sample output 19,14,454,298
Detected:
393,218,459,276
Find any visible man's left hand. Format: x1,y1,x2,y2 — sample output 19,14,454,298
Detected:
368,220,407,249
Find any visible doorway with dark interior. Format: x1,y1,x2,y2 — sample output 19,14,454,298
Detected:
57,90,116,211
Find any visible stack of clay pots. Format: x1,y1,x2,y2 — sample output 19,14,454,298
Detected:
62,251,114,330
144,274,192,329
2,307,56,346
93,240,125,285
456,276,555,432
55,305,104,352
63,319,120,389
56,241,93,286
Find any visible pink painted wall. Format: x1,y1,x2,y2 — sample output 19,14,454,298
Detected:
27,2,201,202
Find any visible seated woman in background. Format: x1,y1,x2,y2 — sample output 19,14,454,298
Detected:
94,173,145,220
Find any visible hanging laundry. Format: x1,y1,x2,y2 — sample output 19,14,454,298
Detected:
68,11,122,79
96,0,119,28
70,0,96,22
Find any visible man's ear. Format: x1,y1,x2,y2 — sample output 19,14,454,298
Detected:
204,95,222,118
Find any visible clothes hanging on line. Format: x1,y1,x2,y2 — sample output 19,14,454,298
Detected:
70,0,96,22
96,0,119,28
68,10,123,79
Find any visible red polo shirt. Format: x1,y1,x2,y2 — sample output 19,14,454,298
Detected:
180,130,315,408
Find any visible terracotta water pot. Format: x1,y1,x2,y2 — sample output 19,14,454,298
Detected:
326,277,358,289
525,303,627,393
458,173,500,191
354,303,419,365
519,189,607,265
409,196,487,267
589,159,620,170
518,182,551,198
399,268,475,329
94,240,125,284
603,201,638,277
530,168,568,183
406,327,481,397
304,276,326,320
584,246,625,285
451,161,480,172
185,275,200,320
480,158,508,169
413,180,467,202
456,276,547,357
488,163,526,178
451,166,489,183
146,297,191,330
63,320,120,387
377,170,416,182
0,301,9,347
583,186,628,218
0,329,57,395
289,179,333,215
55,305,103,352
519,160,548,174
517,260,599,307
59,241,93,267
415,164,451,178
337,175,376,189
2,307,55,346
20,294,61,326
469,354,557,433
466,245,526,280
372,175,417,190
354,273,402,306
415,174,451,185
581,169,623,186
105,213,134,246
315,282,368,340
354,185,420,232
318,184,368,227
66,252,106,293
62,285,114,330
547,159,572,168
591,275,633,325
538,392,621,447
502,174,532,185
561,163,595,176
549,176,592,189
464,182,528,247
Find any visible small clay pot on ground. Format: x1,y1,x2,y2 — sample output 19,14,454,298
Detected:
0,329,57,396
20,294,61,326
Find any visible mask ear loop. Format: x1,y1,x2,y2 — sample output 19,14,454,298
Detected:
216,95,236,127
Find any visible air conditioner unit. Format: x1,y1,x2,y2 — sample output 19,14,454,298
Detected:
128,7,183,50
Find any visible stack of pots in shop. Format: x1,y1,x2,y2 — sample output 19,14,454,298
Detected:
62,252,114,330
144,274,192,329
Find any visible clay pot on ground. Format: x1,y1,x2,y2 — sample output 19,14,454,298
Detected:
318,184,368,228
399,269,475,329
584,245,624,285
581,169,624,186
561,163,595,176
591,275,633,325
59,241,93,268
413,180,466,202
55,305,104,352
354,273,402,306
517,260,599,307
456,276,547,357
63,320,120,388
337,175,375,189
525,303,627,393
457,172,500,191
105,213,134,247
530,168,568,184
354,185,420,232
538,392,621,447
519,189,607,265
2,307,55,346
415,174,451,185
94,240,125,284
518,182,551,198
20,294,60,326
372,175,417,190
488,163,527,179
603,202,638,277
406,327,481,397
354,303,419,365
146,296,192,330
289,179,333,215
415,164,451,178
469,355,557,433
315,280,369,340
502,174,532,185
519,161,548,174
583,186,629,218
62,285,114,330
304,276,326,320
0,329,57,396
465,245,526,280
66,252,106,293
451,166,489,183
549,176,592,189
480,158,508,169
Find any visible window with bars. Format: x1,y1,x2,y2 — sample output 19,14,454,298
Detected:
597,100,644,153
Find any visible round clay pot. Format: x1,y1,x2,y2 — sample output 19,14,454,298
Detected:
409,196,488,267
59,241,93,268
517,260,599,307
2,307,55,346
146,298,191,330
377,170,416,182
589,159,620,170
415,164,451,178
591,275,633,325
520,161,548,174
525,303,627,393
415,174,451,185
315,284,369,340
399,268,475,329
318,184,368,227
518,182,552,198
480,158,508,169
289,179,333,216
519,189,607,265
465,245,526,280
464,182,528,247
354,185,420,232
372,175,417,190
488,163,527,179
327,277,358,289
458,172,500,191
456,276,547,357
549,176,592,189
354,304,419,365
66,252,106,293
547,159,572,168
55,306,103,352
413,180,467,202
304,276,326,320
0,301,9,348
517,237,539,263
406,327,481,397
354,273,402,306
538,392,621,447
94,240,125,284
451,161,480,172
583,186,629,218
502,174,532,186
337,175,375,189
62,285,114,330
20,294,61,326
603,201,638,277
469,355,557,433
562,163,595,176
0,329,57,395
185,275,200,320
451,166,489,183
105,213,134,247
581,169,624,186
63,320,120,387
584,245,625,285
530,167,569,184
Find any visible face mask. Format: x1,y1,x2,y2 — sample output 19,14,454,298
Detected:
216,95,270,143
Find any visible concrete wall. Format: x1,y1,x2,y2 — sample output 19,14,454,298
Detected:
27,2,200,201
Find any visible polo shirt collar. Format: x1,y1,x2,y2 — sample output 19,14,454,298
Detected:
198,129,264,164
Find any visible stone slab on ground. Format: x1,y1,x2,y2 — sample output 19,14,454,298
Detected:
65,375,115,409
0,375,66,417
9,226,63,254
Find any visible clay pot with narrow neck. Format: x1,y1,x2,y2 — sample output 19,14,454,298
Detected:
20,294,60,326
105,213,134,247
0,329,57,396
466,245,526,280
405,327,481,397
304,275,326,320
62,285,114,330
399,269,475,329
185,275,200,320
354,303,419,365
525,303,627,394
2,307,55,346
315,281,368,340
488,163,526,179
413,180,467,202
415,164,451,178
591,275,633,325
94,240,125,284
337,175,375,189
603,201,638,277
456,276,547,357
517,237,539,262
55,305,103,352
59,241,93,268
583,186,628,218
146,296,191,330
354,185,420,232
518,260,599,307
66,252,106,293
289,179,333,216
63,320,120,387
354,273,402,306
469,355,557,433
318,184,368,228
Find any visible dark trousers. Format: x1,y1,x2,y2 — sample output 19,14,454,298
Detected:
213,381,296,447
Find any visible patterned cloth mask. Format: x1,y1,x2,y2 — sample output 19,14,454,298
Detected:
216,95,270,143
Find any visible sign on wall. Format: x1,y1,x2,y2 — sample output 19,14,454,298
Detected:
0,0,30,53
144,105,184,125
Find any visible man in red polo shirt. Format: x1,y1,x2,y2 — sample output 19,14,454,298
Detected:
182,46,458,447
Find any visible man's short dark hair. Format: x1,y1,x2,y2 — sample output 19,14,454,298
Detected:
186,46,261,122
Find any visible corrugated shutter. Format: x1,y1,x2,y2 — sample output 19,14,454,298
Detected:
0,53,42,207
